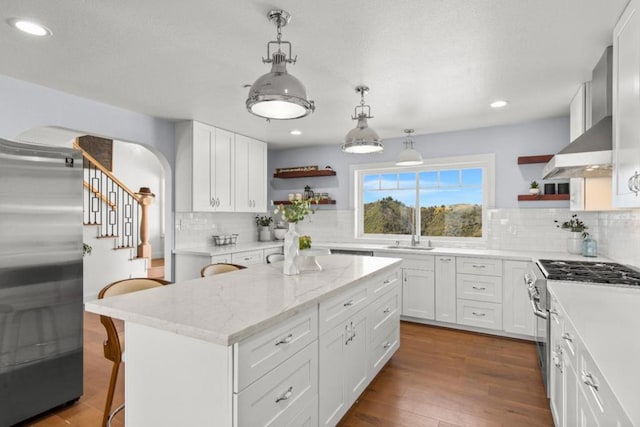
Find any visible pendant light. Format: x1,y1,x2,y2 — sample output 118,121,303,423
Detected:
342,85,383,154
246,9,315,120
395,129,423,165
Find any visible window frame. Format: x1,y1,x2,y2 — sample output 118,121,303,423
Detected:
350,154,495,242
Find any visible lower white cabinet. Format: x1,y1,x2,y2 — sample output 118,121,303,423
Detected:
502,260,536,337
456,299,502,330
232,249,264,266
402,268,435,319
434,256,456,322
235,341,318,427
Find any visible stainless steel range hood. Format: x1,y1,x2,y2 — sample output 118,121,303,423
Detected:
543,47,612,179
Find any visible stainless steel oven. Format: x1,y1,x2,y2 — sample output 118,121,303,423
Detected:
524,262,549,396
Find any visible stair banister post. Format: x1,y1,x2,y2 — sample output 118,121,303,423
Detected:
135,187,155,261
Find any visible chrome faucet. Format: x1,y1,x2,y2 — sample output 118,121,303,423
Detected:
410,222,419,246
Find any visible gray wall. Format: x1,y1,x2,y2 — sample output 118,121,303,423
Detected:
268,116,570,209
0,75,175,167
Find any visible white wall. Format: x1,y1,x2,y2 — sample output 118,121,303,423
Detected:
113,141,165,258
267,116,570,209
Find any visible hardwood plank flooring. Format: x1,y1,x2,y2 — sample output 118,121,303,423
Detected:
338,321,553,427
16,316,552,426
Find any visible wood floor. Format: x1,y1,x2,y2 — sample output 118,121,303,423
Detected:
18,316,552,427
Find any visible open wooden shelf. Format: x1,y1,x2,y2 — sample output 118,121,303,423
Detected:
273,169,336,179
273,199,337,205
517,194,569,201
517,155,554,164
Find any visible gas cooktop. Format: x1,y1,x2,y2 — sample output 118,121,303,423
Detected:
538,259,640,286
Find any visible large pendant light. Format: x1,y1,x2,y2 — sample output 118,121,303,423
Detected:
342,85,383,154
395,129,423,165
246,10,315,120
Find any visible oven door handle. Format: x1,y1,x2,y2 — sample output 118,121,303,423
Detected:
527,285,548,319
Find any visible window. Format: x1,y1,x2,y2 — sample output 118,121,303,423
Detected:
354,155,494,241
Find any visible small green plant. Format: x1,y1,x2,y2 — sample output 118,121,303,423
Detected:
554,214,589,237
530,181,539,189
83,243,92,257
255,215,273,227
299,235,312,250
274,198,319,223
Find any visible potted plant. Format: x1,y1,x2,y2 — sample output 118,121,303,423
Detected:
554,214,589,254
255,215,273,241
529,181,540,195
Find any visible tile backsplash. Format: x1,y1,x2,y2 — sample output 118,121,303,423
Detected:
175,208,640,267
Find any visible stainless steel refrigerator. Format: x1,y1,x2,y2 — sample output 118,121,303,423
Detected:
0,138,83,426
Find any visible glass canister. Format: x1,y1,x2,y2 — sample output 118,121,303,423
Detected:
582,236,598,257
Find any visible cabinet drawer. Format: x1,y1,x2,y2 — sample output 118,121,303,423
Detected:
579,347,632,426
370,322,399,376
456,257,502,276
370,269,400,298
235,340,318,427
370,285,400,338
456,274,502,303
232,250,264,266
319,282,369,335
456,299,502,330
234,306,318,392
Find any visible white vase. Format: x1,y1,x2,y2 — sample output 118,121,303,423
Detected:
259,226,271,241
283,223,300,275
567,232,584,254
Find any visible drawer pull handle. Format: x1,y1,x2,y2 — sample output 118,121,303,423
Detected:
275,386,293,403
440,258,452,262
472,286,486,290
383,279,391,284
344,300,354,307
383,342,392,349
582,372,599,392
472,312,486,317
561,332,573,343
383,307,392,314
275,334,293,346
472,264,486,269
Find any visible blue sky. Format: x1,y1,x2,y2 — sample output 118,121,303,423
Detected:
363,168,483,206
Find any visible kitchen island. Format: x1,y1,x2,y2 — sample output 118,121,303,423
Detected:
85,254,402,427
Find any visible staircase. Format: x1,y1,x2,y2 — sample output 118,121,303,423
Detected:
76,139,164,300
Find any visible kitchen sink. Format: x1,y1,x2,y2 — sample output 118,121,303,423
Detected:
385,245,435,251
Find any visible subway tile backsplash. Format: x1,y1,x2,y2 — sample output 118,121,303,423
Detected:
175,208,640,267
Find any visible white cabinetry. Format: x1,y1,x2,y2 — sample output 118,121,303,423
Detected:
401,255,435,320
434,256,456,323
175,121,234,212
234,134,267,212
502,260,535,337
613,0,640,208
456,257,503,330
549,289,633,427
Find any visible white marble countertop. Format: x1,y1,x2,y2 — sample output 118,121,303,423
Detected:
173,241,283,256
85,254,401,346
548,281,640,425
312,242,611,263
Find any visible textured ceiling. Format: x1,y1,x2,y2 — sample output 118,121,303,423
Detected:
0,0,629,149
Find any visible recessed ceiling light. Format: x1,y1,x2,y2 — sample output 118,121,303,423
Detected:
290,130,302,136
490,100,508,108
8,18,51,36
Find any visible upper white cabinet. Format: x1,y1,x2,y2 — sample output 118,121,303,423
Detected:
176,121,268,213
613,0,640,208
175,121,234,212
234,134,267,212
